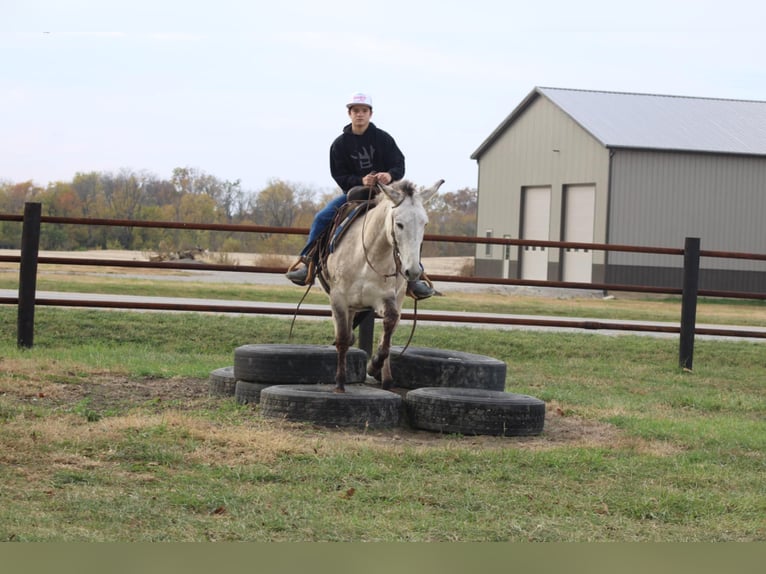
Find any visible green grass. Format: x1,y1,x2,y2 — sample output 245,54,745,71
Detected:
0,306,764,542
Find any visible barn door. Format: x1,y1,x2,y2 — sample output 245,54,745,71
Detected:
520,187,551,280
562,184,595,283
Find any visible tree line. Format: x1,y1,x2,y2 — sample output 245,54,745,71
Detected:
0,167,477,257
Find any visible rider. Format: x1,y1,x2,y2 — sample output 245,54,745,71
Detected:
285,92,437,300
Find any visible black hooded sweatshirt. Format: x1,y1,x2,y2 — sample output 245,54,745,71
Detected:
329,122,406,192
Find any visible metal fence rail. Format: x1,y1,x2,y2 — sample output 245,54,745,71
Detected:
2,204,765,369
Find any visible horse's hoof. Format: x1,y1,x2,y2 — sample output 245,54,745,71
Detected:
367,366,382,381
381,380,393,390
334,386,346,394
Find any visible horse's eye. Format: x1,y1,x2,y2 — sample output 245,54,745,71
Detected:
396,223,404,230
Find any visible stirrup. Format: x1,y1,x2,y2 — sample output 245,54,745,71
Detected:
406,272,442,300
286,257,315,286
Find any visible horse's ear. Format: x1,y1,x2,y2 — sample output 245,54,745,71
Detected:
378,183,406,206
419,179,445,205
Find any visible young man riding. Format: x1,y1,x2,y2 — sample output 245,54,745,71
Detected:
285,92,436,300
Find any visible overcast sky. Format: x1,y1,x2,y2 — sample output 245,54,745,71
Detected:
3,0,765,195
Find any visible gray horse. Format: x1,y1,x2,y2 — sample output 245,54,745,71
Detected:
320,179,444,392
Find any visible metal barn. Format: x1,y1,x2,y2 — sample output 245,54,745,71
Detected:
470,87,766,292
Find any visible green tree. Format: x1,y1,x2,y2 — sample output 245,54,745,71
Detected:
2,170,478,258
101,170,149,248
0,180,44,248
249,179,312,253
253,179,297,227
36,181,87,249
0,180,41,213
71,172,110,247
424,187,477,256
178,193,218,249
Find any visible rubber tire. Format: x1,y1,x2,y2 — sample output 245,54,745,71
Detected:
234,381,274,404
260,384,401,429
234,344,368,384
208,366,237,397
405,387,545,436
389,347,507,391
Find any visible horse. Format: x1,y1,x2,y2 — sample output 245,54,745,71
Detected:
319,179,444,392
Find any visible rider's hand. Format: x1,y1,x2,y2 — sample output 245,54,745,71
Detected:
362,172,377,186
375,172,392,185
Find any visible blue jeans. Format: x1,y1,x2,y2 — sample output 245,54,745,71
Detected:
300,194,348,256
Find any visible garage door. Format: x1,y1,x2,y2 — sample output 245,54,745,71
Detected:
562,184,595,283
520,187,551,280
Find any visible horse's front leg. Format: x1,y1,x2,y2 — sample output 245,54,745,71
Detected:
368,300,400,390
332,305,354,393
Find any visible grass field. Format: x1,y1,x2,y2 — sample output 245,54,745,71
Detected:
1,290,764,541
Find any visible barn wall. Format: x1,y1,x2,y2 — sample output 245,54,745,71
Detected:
474,95,610,279
606,150,766,291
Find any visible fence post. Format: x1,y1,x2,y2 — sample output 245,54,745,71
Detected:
356,310,375,357
679,237,700,370
17,202,42,349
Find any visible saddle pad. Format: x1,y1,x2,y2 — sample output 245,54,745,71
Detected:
327,201,373,254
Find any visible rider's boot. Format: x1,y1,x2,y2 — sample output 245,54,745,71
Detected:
407,272,441,300
286,257,310,285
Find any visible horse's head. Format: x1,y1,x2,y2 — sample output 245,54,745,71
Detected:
378,179,445,282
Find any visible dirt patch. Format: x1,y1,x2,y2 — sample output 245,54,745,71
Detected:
9,374,210,413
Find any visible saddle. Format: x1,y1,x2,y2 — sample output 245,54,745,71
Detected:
296,185,379,292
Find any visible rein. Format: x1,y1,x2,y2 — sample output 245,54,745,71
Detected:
288,280,314,341
360,183,402,281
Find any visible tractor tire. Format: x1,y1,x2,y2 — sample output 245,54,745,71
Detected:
389,347,506,390
234,381,274,405
405,387,545,436
260,384,401,429
233,344,367,384
208,366,237,397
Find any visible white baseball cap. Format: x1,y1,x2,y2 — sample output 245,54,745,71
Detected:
346,92,373,109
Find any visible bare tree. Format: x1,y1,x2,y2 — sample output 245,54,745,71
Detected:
253,179,298,227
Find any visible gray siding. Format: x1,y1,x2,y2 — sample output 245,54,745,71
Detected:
605,265,766,292
608,150,766,274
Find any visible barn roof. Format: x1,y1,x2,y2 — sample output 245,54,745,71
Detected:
471,87,766,159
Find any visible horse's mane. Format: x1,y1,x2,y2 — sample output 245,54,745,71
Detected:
392,180,416,197
374,180,416,204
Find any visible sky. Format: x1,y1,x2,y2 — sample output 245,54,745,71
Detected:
3,0,766,195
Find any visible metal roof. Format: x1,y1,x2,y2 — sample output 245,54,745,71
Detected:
471,87,766,159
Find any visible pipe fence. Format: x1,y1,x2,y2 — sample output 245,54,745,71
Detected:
2,203,765,369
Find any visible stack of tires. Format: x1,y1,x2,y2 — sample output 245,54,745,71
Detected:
389,347,545,437
211,344,402,429
208,344,545,437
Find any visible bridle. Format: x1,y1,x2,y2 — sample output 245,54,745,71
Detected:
360,183,406,282
359,183,420,352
